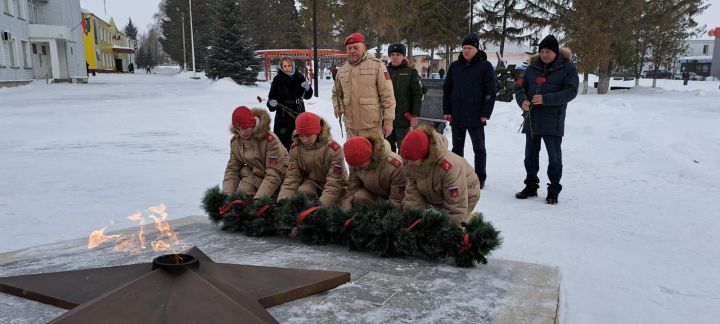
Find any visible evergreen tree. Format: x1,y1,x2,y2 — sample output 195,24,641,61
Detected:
477,0,535,57
243,0,304,49
123,18,138,41
159,0,213,71
205,0,260,85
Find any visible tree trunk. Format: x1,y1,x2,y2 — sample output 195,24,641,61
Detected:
582,72,589,94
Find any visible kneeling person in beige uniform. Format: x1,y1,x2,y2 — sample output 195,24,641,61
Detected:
399,125,481,225
341,135,407,210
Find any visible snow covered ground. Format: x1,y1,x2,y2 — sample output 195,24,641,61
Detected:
1,66,719,323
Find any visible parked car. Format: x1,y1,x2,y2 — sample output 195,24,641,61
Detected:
642,70,672,79
673,72,706,81
611,70,635,81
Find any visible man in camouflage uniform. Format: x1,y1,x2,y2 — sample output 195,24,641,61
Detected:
386,43,423,152
332,32,396,139
277,112,347,207
341,135,407,210
223,106,289,199
399,125,481,226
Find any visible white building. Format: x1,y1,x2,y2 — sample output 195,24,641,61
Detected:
0,0,86,87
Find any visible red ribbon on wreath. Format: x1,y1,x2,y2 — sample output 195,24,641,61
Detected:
253,205,270,218
295,206,320,226
406,218,424,232
457,232,472,254
343,218,353,232
218,199,248,217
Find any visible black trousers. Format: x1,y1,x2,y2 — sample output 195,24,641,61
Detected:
524,134,563,193
450,125,486,182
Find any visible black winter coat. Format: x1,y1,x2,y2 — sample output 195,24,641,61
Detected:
387,61,423,128
267,70,313,138
514,51,578,136
442,51,496,128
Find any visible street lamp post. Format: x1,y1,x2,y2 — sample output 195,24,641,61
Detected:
312,0,318,97
189,0,198,79
181,12,187,71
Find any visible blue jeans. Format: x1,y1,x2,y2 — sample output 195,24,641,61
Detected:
524,134,563,193
450,125,486,182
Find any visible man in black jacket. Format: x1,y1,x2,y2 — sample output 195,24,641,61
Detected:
443,33,496,189
386,43,423,152
514,35,578,204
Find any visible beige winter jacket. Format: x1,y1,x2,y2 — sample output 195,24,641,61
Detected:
402,125,481,225
342,135,407,209
222,108,290,199
332,52,396,131
277,119,347,206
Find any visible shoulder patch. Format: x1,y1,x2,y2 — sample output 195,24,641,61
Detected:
329,141,340,151
266,132,274,142
440,159,453,172
388,156,403,168
383,66,391,80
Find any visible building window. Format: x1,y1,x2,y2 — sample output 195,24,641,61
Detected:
3,0,12,15
21,40,29,67
31,43,36,54
41,44,45,55
12,0,20,18
9,38,17,66
702,45,709,55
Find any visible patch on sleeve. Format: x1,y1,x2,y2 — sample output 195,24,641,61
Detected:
267,155,278,166
447,185,460,198
383,66,390,80
406,177,416,186
388,157,403,168
440,159,453,172
398,184,406,195
329,141,340,151
288,161,297,170
332,163,344,176
266,132,275,142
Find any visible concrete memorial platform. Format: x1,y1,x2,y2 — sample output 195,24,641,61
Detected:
0,216,560,323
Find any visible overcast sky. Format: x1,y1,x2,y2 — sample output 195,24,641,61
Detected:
81,0,717,38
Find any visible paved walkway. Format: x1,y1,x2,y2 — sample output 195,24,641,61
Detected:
0,216,560,323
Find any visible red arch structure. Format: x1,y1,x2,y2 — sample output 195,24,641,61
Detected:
255,49,347,81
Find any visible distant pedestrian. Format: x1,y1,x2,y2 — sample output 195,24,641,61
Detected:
330,64,338,80
682,71,689,86
438,68,445,79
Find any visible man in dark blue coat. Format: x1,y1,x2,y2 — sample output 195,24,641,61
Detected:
514,35,578,204
442,33,496,189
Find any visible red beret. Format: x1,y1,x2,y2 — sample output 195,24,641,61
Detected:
344,32,365,46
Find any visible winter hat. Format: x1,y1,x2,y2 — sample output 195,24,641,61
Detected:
232,106,256,128
344,137,373,166
295,112,322,135
462,33,480,50
400,130,430,161
538,35,559,54
388,43,406,56
344,32,365,46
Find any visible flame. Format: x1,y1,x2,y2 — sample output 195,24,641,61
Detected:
88,203,185,254
87,228,122,249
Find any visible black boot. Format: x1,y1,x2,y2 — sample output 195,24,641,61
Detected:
546,183,560,205
515,184,539,199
